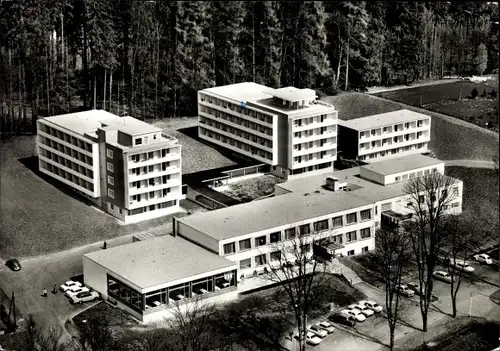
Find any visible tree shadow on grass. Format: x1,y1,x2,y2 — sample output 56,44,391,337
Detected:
18,155,97,208
338,324,389,348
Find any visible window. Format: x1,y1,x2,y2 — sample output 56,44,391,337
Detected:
332,216,343,228
346,231,357,242
240,258,251,269
362,246,369,253
223,243,235,255
417,171,423,177
432,168,437,173
441,189,448,198
371,130,376,136
255,236,266,247
394,125,399,132
424,169,430,175
314,219,329,232
110,204,114,210
255,254,267,266
106,162,114,172
395,176,401,181
402,174,409,180
270,251,281,261
405,123,410,129
285,228,296,239
333,234,343,244
451,202,460,208
107,189,115,199
452,187,459,197
135,138,142,145
347,250,355,256
409,172,416,178
239,239,251,251
383,127,388,132
270,232,281,243
299,224,311,236
360,228,371,239
106,149,113,158
346,212,357,224
107,176,114,185
360,209,371,221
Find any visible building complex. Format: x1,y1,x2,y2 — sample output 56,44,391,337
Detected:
37,110,184,223
198,82,339,179
337,110,431,162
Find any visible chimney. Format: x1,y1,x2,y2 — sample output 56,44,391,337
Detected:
325,177,338,191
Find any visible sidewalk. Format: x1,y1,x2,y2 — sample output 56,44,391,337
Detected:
366,79,461,95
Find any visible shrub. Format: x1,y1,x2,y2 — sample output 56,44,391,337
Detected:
490,89,497,98
481,89,487,97
471,88,479,98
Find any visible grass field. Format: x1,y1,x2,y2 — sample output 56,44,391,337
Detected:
0,137,176,259
220,174,284,202
322,93,499,161
374,81,499,132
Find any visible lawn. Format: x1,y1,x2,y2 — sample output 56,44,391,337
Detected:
0,137,177,259
322,92,499,161
220,174,284,202
374,81,499,133
403,316,500,351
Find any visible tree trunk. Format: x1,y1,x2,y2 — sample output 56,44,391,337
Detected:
103,68,107,110
252,2,256,82
93,68,97,109
109,71,113,114
46,45,50,115
155,23,160,119
345,19,351,91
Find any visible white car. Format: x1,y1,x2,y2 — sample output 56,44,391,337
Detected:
69,291,100,304
473,254,493,265
359,300,383,313
305,331,322,345
340,309,366,322
59,280,82,292
64,286,90,298
433,270,454,283
318,321,335,333
445,258,475,272
308,324,328,338
348,304,375,317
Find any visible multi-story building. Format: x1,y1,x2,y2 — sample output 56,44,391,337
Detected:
173,154,462,278
198,82,338,180
338,110,431,162
37,110,184,223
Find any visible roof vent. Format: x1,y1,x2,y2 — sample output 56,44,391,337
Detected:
304,193,310,196
314,190,321,194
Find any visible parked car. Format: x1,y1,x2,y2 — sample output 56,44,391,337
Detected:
318,321,335,333
64,286,90,298
445,258,474,272
396,284,415,297
59,280,82,292
433,271,454,283
294,331,322,346
328,312,356,327
359,300,383,313
308,325,328,338
348,304,375,317
406,283,439,302
5,259,21,271
69,291,100,304
473,254,493,265
340,309,366,322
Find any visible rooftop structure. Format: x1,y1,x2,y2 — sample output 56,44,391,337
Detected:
338,110,430,131
361,153,443,176
272,87,317,102
203,82,275,103
84,235,236,290
42,110,122,136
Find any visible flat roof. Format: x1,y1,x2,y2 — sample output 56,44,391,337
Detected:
360,154,443,176
252,98,336,118
177,191,373,241
272,87,317,102
338,109,430,131
203,82,275,103
84,235,236,290
100,116,162,136
43,110,122,136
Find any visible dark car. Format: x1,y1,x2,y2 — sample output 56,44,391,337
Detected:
328,313,356,327
406,282,439,302
5,259,21,271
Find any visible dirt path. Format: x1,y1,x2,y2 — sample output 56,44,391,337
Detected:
365,79,462,95
445,160,496,169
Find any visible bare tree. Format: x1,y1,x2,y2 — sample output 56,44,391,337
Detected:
374,227,413,350
165,295,219,351
263,231,331,351
441,214,486,317
78,315,115,351
403,170,460,331
23,315,77,351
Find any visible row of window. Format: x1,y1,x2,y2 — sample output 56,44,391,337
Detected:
128,200,176,215
128,148,177,163
360,132,426,149
38,123,93,152
199,93,274,125
222,209,373,255
358,143,427,160
200,117,273,148
133,133,160,147
200,129,273,160
394,167,440,182
293,126,336,139
239,245,312,269
128,188,173,202
42,161,95,192
200,106,273,137
39,136,93,166
294,113,337,127
293,149,336,164
39,147,94,179
294,137,336,151
290,162,333,175
330,227,372,245
128,162,175,176
359,120,428,137
130,175,172,189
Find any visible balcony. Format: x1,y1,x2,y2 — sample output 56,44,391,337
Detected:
200,122,273,152
129,153,180,167
292,154,336,168
199,112,273,140
128,166,180,182
360,124,430,142
128,179,182,196
293,118,337,132
198,100,273,128
293,131,331,144
293,143,337,157
128,191,182,210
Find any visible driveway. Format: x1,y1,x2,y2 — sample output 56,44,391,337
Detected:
444,160,496,169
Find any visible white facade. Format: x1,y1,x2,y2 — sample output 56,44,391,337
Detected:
198,83,339,179
338,110,431,163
